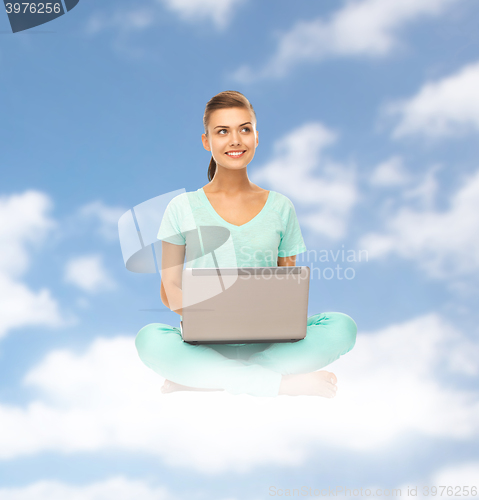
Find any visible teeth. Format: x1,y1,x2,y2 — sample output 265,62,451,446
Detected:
227,151,244,156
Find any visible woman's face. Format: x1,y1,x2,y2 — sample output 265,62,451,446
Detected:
201,107,258,172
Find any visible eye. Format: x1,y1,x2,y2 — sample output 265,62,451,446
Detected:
218,129,227,135
241,127,251,132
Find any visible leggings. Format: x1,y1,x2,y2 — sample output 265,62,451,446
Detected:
135,312,357,397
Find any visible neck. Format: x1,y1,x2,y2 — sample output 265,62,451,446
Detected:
207,165,255,195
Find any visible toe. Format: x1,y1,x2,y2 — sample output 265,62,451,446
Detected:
161,380,171,393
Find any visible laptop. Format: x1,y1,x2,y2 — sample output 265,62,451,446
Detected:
180,266,310,344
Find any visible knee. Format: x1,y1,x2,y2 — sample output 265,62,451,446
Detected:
330,312,357,352
320,312,358,354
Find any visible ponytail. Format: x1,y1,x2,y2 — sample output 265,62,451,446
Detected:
207,156,216,182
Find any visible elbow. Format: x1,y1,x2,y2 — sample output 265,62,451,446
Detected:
160,282,170,308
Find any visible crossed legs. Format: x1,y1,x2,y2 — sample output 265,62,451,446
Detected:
135,312,357,397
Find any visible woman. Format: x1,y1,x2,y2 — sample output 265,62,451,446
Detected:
135,90,357,398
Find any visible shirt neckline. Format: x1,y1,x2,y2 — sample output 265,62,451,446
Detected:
197,187,274,230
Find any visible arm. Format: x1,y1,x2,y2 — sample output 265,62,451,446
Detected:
277,255,296,267
160,240,186,316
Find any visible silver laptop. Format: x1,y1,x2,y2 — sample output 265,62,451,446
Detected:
180,266,310,344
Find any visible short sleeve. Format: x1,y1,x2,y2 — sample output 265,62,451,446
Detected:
278,200,307,258
157,198,186,246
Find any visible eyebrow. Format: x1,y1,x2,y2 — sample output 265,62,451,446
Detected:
214,121,252,129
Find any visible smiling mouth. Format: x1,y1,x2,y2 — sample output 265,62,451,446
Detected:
225,150,246,157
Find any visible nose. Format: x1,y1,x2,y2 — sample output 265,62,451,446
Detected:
229,130,241,146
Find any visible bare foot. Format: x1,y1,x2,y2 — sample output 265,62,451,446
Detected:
161,379,224,394
279,371,338,397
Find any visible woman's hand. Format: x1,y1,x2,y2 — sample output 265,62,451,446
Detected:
277,255,296,266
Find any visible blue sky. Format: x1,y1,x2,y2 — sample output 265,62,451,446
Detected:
1,0,479,498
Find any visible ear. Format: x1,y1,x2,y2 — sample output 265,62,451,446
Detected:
255,129,259,148
201,133,211,151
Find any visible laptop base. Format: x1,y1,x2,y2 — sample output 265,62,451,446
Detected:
180,321,303,344
184,339,302,345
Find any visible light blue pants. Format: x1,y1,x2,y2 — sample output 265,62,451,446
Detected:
135,312,357,397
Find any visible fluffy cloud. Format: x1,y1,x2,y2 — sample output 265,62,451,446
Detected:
85,6,156,36
232,0,462,82
0,275,65,340
157,0,245,29
0,312,477,473
3,462,477,500
395,461,479,498
78,200,127,242
384,60,479,139
251,122,358,240
0,190,55,277
0,476,171,500
64,254,116,293
0,191,65,339
85,0,245,39
359,167,479,279
430,462,479,491
369,156,412,187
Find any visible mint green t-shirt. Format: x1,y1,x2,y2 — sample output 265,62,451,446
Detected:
157,187,307,268
157,187,307,333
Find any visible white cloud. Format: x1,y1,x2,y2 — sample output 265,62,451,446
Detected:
384,60,479,139
396,461,479,498
0,476,171,500
400,163,441,210
0,191,65,339
64,254,116,293
83,6,160,60
369,156,412,187
85,7,157,36
231,0,462,82
85,0,245,39
251,122,358,240
0,190,55,277
359,167,479,279
78,200,126,241
157,0,245,29
430,462,479,490
0,275,65,340
329,313,479,447
0,312,477,473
